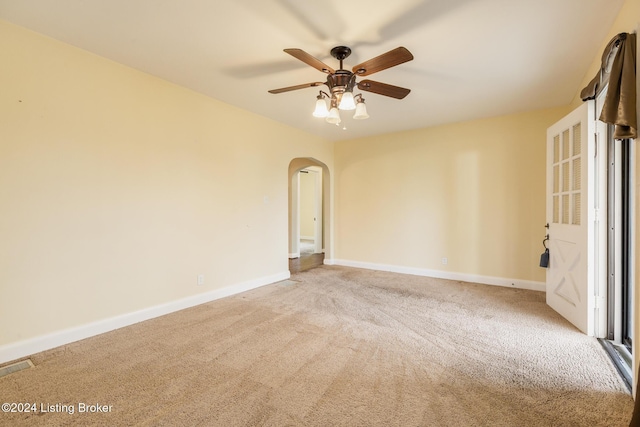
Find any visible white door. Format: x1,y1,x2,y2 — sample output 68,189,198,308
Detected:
546,101,606,336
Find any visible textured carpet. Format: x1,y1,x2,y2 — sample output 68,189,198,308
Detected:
0,266,634,426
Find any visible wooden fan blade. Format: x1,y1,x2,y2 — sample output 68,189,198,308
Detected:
284,49,335,74
268,82,325,94
357,80,411,99
352,47,413,76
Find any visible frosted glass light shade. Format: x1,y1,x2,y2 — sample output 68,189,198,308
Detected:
326,107,341,124
339,91,356,110
312,98,329,117
353,101,369,119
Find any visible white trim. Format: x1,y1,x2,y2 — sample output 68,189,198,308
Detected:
289,252,300,259
331,259,545,292
300,236,315,241
0,271,290,365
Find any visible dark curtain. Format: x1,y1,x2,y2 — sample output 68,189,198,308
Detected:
581,32,637,140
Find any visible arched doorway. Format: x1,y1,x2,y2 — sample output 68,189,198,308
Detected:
288,158,331,273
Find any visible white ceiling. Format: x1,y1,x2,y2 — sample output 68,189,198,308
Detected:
0,0,625,141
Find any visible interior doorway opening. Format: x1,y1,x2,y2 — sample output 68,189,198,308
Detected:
288,158,331,273
298,167,323,255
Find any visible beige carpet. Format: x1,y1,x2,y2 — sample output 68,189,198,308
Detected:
1,266,634,426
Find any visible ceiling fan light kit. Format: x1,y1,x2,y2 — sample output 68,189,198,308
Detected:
326,105,341,125
353,96,369,120
269,45,413,126
313,93,330,118
339,91,356,110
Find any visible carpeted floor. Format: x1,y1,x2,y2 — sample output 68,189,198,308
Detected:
0,266,634,426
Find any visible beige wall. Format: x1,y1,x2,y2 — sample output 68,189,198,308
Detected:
0,20,333,352
335,106,570,284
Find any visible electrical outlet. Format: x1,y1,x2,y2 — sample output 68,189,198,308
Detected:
441,258,448,265
197,274,205,286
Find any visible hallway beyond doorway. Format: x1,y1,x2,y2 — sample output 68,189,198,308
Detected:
289,239,324,273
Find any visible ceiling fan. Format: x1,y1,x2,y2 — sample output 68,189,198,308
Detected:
268,46,414,124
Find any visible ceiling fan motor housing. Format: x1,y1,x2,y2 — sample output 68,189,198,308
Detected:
327,70,356,96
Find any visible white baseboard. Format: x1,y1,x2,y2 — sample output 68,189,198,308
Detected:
331,259,545,292
0,271,290,365
289,252,300,259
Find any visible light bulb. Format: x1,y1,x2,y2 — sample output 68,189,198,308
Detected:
353,100,369,119
312,98,329,117
339,91,356,110
326,107,341,124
